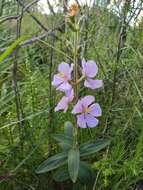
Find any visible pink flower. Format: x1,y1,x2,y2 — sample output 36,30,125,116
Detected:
72,95,102,128
55,89,74,112
52,62,73,92
82,59,103,89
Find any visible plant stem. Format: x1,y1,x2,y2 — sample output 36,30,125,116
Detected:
74,31,79,101
73,24,79,148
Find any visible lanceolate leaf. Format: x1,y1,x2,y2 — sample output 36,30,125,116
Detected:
80,139,110,157
79,162,94,184
52,134,73,146
68,148,80,183
35,153,67,174
64,121,73,137
0,35,28,63
59,142,72,152
53,167,69,182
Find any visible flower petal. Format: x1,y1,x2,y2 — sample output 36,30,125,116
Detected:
85,114,99,128
58,62,72,80
77,114,86,128
65,88,74,102
82,60,98,78
57,82,72,92
81,59,86,70
52,75,64,86
72,100,83,114
58,62,70,73
84,79,103,89
89,103,102,117
82,95,95,107
55,96,69,112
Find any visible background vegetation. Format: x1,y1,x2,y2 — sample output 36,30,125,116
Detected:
0,0,143,189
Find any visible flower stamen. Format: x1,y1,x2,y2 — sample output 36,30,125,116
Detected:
58,72,68,80
84,106,91,114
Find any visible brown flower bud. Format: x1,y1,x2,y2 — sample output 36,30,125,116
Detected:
68,3,79,17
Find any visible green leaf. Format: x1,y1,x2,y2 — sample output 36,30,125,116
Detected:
80,139,110,157
52,134,73,146
0,35,28,63
53,167,69,182
54,122,73,151
64,121,73,137
35,153,67,174
79,162,94,184
0,61,11,73
68,148,80,183
59,142,72,152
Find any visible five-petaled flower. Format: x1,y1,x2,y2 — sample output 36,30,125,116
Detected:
72,95,102,128
52,62,73,92
55,89,74,113
82,59,103,89
52,59,103,128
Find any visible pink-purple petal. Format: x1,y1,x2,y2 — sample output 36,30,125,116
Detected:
58,62,72,80
65,88,74,101
57,82,72,92
58,62,70,73
77,114,86,128
55,96,69,112
81,59,86,71
89,103,102,117
82,60,98,78
72,100,83,114
85,114,99,128
84,79,103,89
52,75,64,86
82,95,95,107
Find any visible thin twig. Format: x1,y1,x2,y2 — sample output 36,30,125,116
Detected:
0,109,49,130
0,32,56,54
16,0,50,32
12,0,24,130
47,0,55,15
127,1,143,25
0,15,19,24
23,0,40,12
48,34,55,155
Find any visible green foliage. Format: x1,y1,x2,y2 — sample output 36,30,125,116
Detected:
68,148,80,183
78,162,94,185
36,122,109,184
80,139,110,157
0,35,28,62
53,167,69,182
35,153,67,174
0,1,143,190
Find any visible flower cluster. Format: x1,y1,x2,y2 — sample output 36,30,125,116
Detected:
52,60,102,128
